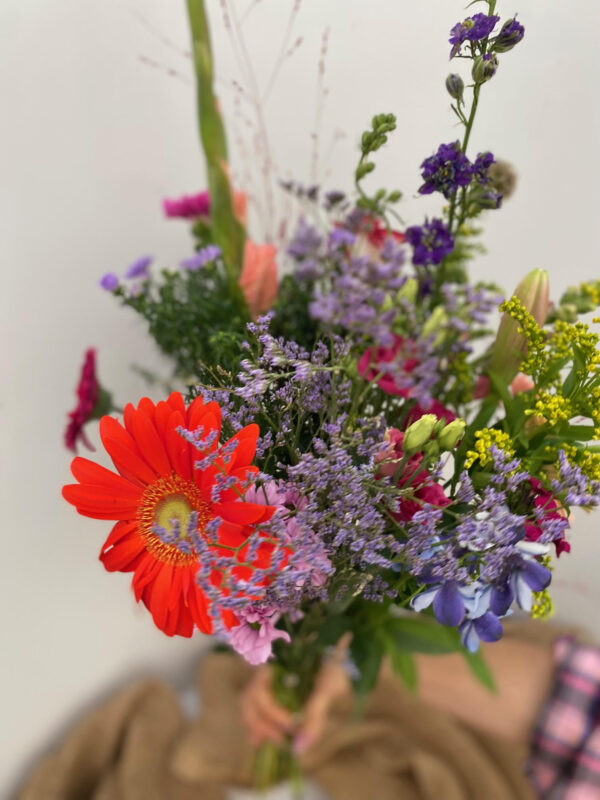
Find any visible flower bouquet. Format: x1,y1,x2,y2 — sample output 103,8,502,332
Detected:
63,0,600,793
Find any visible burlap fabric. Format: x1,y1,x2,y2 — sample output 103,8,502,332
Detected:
17,648,537,800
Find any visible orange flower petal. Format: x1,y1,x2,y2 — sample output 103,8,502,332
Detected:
102,436,157,486
167,391,186,417
70,458,143,499
102,521,139,550
217,500,272,526
164,411,192,481
131,409,172,477
223,425,259,472
100,534,147,572
63,484,141,516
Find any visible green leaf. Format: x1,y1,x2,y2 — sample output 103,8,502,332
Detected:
384,616,463,654
462,649,497,692
317,615,352,647
387,644,418,692
186,0,246,285
350,634,384,696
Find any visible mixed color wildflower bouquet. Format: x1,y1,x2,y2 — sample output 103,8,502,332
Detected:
63,0,600,788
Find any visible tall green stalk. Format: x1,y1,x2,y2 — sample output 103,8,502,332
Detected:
186,0,246,288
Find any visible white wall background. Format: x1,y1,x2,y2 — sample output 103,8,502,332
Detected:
1,0,599,795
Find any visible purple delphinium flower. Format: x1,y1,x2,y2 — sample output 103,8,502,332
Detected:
490,555,552,616
405,219,454,266
125,255,152,280
226,604,291,665
419,142,473,199
449,13,500,58
493,15,525,53
460,612,503,652
180,244,222,271
99,273,119,291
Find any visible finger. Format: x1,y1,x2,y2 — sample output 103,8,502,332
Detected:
294,694,329,754
241,697,286,745
253,687,296,733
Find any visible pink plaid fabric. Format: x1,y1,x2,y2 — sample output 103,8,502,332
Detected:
528,637,600,799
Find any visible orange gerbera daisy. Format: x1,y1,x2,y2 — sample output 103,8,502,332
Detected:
62,392,275,637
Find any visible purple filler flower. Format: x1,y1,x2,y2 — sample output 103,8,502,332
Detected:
450,13,500,57
180,244,222,271
419,142,473,199
227,604,291,666
125,255,152,280
99,273,119,291
405,218,454,266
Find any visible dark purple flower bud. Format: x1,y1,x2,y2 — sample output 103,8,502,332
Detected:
449,13,500,58
493,16,525,53
445,73,464,101
477,190,503,210
472,53,499,83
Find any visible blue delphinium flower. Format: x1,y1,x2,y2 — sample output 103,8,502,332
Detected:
460,611,503,652
405,218,454,266
419,141,474,199
449,13,500,58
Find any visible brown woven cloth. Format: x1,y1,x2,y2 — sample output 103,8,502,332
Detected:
17,650,537,800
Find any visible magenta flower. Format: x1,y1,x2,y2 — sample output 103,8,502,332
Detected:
162,191,211,219
64,349,100,452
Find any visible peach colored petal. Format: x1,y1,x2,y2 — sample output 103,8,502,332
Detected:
511,373,535,395
239,240,278,317
233,191,248,226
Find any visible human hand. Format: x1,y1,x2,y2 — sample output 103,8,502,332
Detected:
240,656,351,753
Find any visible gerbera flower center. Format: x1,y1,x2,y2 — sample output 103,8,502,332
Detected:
137,474,211,566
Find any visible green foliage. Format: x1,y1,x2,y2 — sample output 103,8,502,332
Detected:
116,264,249,380
270,274,320,352
355,114,402,220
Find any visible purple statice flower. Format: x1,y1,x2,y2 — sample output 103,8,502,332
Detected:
245,480,333,592
226,604,291,666
99,272,119,290
551,451,600,508
493,15,525,53
405,218,454,266
180,244,222,271
419,142,473,199
449,13,500,58
308,228,407,347
287,218,325,280
125,255,152,280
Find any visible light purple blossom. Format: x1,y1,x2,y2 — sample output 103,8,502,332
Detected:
227,605,291,665
125,255,153,279
100,273,119,290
